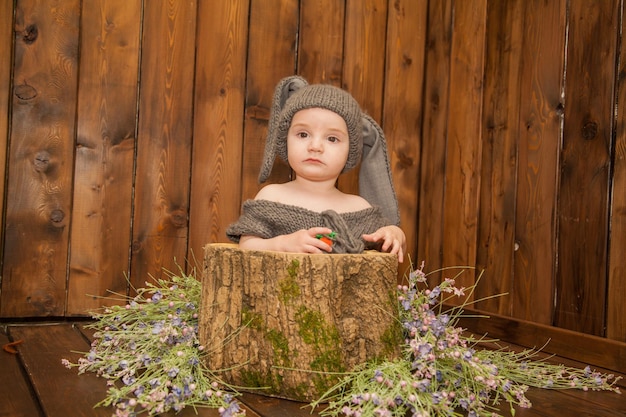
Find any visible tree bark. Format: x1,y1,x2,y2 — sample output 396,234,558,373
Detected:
199,243,400,401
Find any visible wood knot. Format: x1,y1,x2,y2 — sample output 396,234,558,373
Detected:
14,83,37,101
22,24,38,44
50,209,65,226
430,91,440,110
131,240,142,253
396,150,414,169
169,209,188,228
34,151,51,171
402,53,412,68
245,105,270,121
582,121,598,140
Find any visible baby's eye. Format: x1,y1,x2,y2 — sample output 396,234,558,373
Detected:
297,132,309,139
327,136,340,143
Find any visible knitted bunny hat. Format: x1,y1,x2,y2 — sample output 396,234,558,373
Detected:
258,75,400,225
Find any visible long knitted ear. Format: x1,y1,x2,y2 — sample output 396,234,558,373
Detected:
359,114,400,225
258,76,308,183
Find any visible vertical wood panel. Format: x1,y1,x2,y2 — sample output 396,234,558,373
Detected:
607,2,626,342
475,0,524,314
188,0,250,260
298,0,345,85
240,0,299,202
130,0,197,289
512,0,566,323
342,0,387,120
67,0,141,315
441,0,487,297
555,0,618,335
418,0,452,284
383,0,427,275
0,0,12,270
1,0,79,317
339,0,388,196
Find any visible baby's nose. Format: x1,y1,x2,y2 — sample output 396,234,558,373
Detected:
308,137,323,151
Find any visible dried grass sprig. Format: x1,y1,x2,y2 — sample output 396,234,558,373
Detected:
63,265,245,417
309,262,621,417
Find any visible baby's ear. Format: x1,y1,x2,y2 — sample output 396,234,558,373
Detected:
359,114,400,226
276,76,307,110
259,76,309,184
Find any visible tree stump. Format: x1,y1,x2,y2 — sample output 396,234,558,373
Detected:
199,243,401,402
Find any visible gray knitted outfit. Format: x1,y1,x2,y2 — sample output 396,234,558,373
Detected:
226,200,389,254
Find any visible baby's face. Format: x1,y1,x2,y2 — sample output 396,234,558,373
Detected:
286,108,350,181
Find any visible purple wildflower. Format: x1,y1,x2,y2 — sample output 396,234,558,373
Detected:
427,286,441,303
417,343,432,357
122,374,136,386
462,349,475,361
151,321,164,335
133,385,144,396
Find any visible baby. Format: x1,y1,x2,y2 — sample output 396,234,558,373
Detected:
227,76,406,262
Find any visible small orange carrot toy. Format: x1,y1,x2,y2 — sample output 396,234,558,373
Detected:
316,231,337,246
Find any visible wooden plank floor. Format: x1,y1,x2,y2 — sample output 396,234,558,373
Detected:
1,321,624,417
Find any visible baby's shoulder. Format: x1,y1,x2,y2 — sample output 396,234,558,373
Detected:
254,183,288,201
335,193,372,212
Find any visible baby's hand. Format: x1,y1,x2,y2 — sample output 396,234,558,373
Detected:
362,225,406,263
239,227,334,253
278,227,335,253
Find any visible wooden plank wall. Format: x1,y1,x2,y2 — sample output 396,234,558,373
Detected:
0,0,624,346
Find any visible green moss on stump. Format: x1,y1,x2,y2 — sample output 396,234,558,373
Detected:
236,258,396,400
